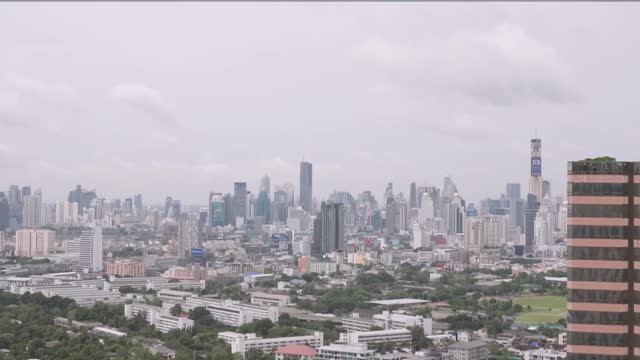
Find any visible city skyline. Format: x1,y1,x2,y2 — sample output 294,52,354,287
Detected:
2,3,638,203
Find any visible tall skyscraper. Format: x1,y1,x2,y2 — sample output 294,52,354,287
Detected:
506,183,521,200
7,185,21,223
233,182,247,226
315,202,345,253
0,193,8,230
256,191,271,223
384,183,396,234
506,183,524,230
260,174,271,195
124,198,133,215
22,195,42,228
542,180,551,199
164,196,173,219
524,194,540,253
534,198,553,250
68,185,96,215
134,194,142,215
409,182,418,209
300,162,313,212
223,193,234,226
209,193,225,227
528,138,542,199
566,159,638,360
56,201,79,225
178,218,199,258
79,225,103,272
172,200,181,221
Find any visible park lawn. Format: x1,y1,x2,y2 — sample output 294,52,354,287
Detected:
513,295,567,324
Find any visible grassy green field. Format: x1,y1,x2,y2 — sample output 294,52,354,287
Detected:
513,295,567,324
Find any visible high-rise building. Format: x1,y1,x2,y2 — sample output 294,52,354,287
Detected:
418,192,434,224
260,174,271,195
0,193,8,230
409,182,418,209
542,180,551,200
506,183,521,200
256,191,271,224
209,193,225,227
79,225,103,272
506,183,524,229
15,229,55,257
223,193,234,226
315,202,345,253
528,139,542,199
178,218,199,258
164,196,173,219
233,182,247,226
8,185,21,224
56,201,79,225
22,195,42,228
566,159,640,360
68,185,96,215
273,190,289,224
534,198,553,250
524,194,540,253
172,200,182,221
106,260,145,277
134,194,142,215
124,198,133,215
384,183,396,234
300,162,313,212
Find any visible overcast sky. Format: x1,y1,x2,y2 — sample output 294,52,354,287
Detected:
0,3,638,205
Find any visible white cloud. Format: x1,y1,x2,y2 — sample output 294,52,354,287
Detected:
193,162,229,175
260,157,292,171
353,23,578,106
110,83,174,123
0,144,20,168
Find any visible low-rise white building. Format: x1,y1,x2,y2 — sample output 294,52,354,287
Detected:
185,297,278,326
339,329,412,346
218,331,323,354
124,303,193,333
250,291,290,307
524,349,567,360
316,343,375,360
372,311,432,335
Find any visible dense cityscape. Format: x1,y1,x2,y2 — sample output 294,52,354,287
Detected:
4,2,640,360
0,137,578,360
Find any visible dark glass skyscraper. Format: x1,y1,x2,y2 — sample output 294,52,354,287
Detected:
409,182,418,209
0,193,9,230
300,161,313,212
233,182,247,226
566,160,639,360
315,201,345,253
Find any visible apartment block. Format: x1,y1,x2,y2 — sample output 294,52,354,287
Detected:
15,229,55,257
339,329,412,346
315,343,375,360
124,303,193,333
218,331,323,354
448,341,488,360
106,260,145,277
250,291,290,307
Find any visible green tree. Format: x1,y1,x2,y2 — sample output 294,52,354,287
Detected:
171,303,183,316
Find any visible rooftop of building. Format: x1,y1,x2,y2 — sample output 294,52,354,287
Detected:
367,299,429,306
273,344,316,356
449,340,487,350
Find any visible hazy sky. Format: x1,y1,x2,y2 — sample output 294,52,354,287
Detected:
0,3,638,205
